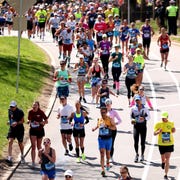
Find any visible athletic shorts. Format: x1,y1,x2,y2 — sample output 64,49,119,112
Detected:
0,18,5,26
6,21,13,26
114,30,120,37
29,128,45,138
27,20,33,30
160,48,169,54
57,86,69,97
7,126,24,143
106,31,114,37
77,76,86,82
143,38,151,48
91,78,101,87
63,44,73,52
96,34,103,42
40,169,56,179
58,39,63,46
98,137,112,150
159,145,174,155
60,129,73,135
38,22,45,29
73,128,85,137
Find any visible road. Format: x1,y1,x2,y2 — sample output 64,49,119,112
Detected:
1,30,180,180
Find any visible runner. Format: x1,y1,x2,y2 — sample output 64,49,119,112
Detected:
28,101,48,167
130,95,150,162
140,18,155,59
4,7,14,35
133,48,145,86
57,96,74,155
105,98,122,162
38,138,56,180
113,14,121,44
97,79,118,108
128,22,140,44
157,27,171,70
154,111,175,180
54,59,72,98
92,107,116,177
6,101,25,165
87,56,105,104
106,14,114,45
69,100,89,162
123,54,137,105
73,55,89,103
109,44,124,95
99,34,111,79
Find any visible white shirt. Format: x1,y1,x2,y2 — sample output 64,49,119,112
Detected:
57,104,74,130
60,29,73,44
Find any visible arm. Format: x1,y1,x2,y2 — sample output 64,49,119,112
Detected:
109,89,118,97
146,96,153,110
92,119,99,131
43,148,56,163
114,111,122,125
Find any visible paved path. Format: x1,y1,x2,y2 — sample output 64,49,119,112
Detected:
1,30,180,180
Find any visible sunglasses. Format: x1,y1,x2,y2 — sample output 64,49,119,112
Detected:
139,89,144,91
65,175,72,178
60,63,65,66
120,171,127,174
43,141,50,145
10,106,16,108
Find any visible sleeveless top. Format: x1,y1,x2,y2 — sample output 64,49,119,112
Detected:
159,34,169,50
55,69,69,87
78,63,87,76
142,25,151,39
73,111,85,129
41,148,55,171
92,65,101,78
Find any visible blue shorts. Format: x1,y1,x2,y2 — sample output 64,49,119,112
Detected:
57,86,69,97
98,137,112,150
40,169,56,179
114,31,120,37
91,78,101,87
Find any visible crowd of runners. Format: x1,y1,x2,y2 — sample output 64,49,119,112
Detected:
2,0,178,179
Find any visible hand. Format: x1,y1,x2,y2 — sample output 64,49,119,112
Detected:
11,122,17,127
158,128,162,134
139,117,144,122
131,119,136,125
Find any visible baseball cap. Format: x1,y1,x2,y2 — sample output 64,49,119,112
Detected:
134,95,141,101
79,54,84,59
169,0,175,3
60,95,66,100
161,111,168,118
98,7,103,11
136,48,141,52
64,169,73,177
102,34,107,38
105,98,112,105
114,43,120,48
10,100,17,107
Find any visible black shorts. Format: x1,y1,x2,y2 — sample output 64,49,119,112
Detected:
96,34,103,42
159,145,174,155
160,48,169,54
60,129,73,135
7,126,24,143
58,39,63,46
38,22,45,29
6,21,13,26
0,18,5,26
27,20,33,30
29,128,45,138
143,38,151,48
73,128,85,137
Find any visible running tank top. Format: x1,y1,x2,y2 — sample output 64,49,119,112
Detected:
142,25,151,39
92,65,101,78
73,111,84,129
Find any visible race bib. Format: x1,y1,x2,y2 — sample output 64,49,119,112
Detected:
144,33,150,38
107,31,113,36
61,116,68,124
162,132,170,143
74,123,83,129
64,38,70,44
30,122,40,128
45,162,55,170
97,32,102,36
112,62,120,68
162,44,169,49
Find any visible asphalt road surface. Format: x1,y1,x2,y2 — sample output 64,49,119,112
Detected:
2,30,180,180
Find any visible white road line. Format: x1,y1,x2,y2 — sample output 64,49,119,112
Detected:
152,156,180,162
141,70,158,180
158,103,180,108
177,168,180,180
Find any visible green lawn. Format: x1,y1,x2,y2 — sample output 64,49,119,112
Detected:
0,37,51,157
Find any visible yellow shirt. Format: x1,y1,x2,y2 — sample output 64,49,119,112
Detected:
97,116,112,128
154,120,174,146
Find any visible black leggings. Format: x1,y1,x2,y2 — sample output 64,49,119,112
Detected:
110,129,117,157
112,67,121,82
125,77,136,99
100,54,110,74
133,123,147,155
51,27,57,40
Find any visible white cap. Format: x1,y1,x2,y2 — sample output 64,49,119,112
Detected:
10,101,17,107
105,98,112,105
79,54,84,59
64,169,73,177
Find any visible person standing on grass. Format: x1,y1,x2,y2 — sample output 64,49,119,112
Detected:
28,101,48,168
154,111,175,180
6,101,25,165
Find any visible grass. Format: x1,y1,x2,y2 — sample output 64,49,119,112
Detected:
0,37,51,157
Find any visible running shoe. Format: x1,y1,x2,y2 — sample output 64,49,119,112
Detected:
117,90,120,95
81,153,86,161
79,96,82,102
6,159,13,166
161,162,165,169
106,163,110,171
134,154,139,163
21,156,26,164
76,157,81,163
164,175,168,180
64,149,69,155
101,171,106,177
84,83,91,89
160,63,163,67
69,143,73,151
140,155,144,162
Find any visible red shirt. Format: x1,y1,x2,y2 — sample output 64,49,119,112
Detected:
94,21,107,32
159,34,170,50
